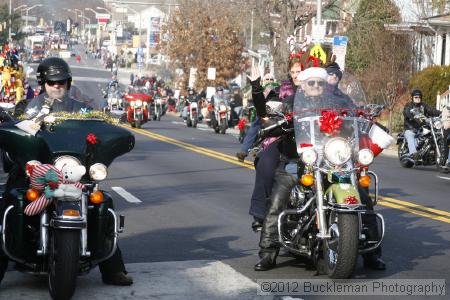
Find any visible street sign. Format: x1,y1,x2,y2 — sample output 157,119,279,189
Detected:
332,35,349,71
85,24,98,29
309,44,327,65
188,68,197,88
95,13,111,20
207,67,216,81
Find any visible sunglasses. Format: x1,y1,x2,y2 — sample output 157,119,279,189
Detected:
46,80,68,86
306,80,326,87
264,78,274,81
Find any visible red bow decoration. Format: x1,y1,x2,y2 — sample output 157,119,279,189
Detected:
289,51,304,60
86,133,98,145
237,119,246,131
307,56,321,67
319,111,342,136
284,112,293,122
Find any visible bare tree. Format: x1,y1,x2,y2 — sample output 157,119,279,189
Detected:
247,0,338,79
162,0,245,91
361,29,411,132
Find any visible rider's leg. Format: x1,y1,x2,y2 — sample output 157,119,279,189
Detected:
359,187,386,270
404,129,417,155
256,164,296,271
249,141,280,230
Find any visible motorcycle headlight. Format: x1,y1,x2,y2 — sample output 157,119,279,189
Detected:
130,100,136,107
358,149,374,166
54,155,82,171
89,163,108,181
219,104,227,112
136,99,143,107
324,137,352,166
112,98,118,104
107,98,112,104
434,120,443,130
119,99,123,104
300,148,318,165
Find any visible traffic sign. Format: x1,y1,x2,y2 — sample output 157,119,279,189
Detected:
95,13,110,20
309,44,327,65
332,35,348,71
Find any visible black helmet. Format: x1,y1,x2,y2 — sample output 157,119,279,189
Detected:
37,57,72,89
411,89,422,98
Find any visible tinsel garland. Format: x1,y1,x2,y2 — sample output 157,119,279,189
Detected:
18,111,120,126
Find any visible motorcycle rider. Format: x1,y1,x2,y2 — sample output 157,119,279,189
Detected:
255,67,386,271
182,88,197,120
0,57,133,286
402,89,441,163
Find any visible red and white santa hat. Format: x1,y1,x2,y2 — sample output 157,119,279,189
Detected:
368,124,395,156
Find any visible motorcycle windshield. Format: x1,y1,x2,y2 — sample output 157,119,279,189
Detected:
293,88,372,158
0,119,134,168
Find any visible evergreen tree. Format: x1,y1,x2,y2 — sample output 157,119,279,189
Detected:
346,0,401,73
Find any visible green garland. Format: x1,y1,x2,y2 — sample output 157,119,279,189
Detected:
18,111,120,126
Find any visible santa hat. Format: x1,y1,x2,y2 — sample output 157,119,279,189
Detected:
367,124,394,156
297,67,328,82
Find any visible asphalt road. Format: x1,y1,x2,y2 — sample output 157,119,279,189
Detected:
1,50,449,300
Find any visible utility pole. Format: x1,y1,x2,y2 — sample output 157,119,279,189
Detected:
250,9,254,50
8,0,12,42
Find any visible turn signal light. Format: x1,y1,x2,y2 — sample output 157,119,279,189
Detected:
300,174,314,186
359,175,371,188
63,209,80,217
90,191,104,204
26,189,40,202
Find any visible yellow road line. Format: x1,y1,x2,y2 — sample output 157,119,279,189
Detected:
378,200,450,224
124,125,450,224
378,195,450,218
124,126,254,170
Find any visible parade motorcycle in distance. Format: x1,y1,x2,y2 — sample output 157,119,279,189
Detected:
212,99,229,134
259,104,392,279
152,96,164,121
397,113,448,171
102,90,124,117
186,99,199,128
124,93,151,128
0,116,134,300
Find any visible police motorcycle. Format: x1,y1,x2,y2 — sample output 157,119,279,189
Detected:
102,87,124,118
185,98,199,128
211,95,230,134
0,113,134,299
397,111,447,171
258,98,392,278
152,95,164,121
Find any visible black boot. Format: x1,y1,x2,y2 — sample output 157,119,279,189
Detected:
255,250,278,271
0,256,8,284
251,217,263,232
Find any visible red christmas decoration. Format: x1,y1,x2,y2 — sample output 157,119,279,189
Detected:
237,119,246,131
284,112,293,122
318,111,342,136
86,133,98,145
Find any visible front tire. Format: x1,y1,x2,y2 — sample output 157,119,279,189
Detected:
136,119,142,129
324,213,359,279
48,230,80,300
398,140,413,168
220,122,227,134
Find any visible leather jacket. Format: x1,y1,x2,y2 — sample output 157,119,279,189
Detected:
24,92,86,118
403,101,440,131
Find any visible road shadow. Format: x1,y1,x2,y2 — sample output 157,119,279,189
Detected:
120,225,250,263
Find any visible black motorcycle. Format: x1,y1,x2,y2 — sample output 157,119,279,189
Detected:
397,114,448,172
0,117,134,300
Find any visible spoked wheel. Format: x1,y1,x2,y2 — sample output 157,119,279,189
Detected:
48,230,80,300
323,212,359,279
